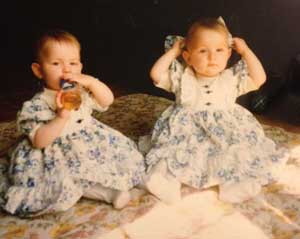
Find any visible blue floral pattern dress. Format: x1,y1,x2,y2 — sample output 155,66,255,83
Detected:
145,58,289,190
3,88,145,216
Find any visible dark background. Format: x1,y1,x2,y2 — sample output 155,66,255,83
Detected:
1,0,300,123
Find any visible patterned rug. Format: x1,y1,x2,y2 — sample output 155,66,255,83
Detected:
1,93,300,239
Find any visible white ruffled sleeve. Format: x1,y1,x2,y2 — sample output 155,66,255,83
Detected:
155,35,185,93
17,96,56,142
155,59,183,93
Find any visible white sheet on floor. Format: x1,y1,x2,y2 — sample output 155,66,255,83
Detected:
101,190,268,239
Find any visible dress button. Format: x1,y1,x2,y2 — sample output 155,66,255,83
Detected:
204,85,209,88
205,102,211,106
206,90,212,94
76,119,83,123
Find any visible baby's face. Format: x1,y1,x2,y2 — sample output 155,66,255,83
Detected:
37,41,82,90
183,29,231,78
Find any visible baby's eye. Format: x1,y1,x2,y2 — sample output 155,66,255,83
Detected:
216,48,224,52
52,62,60,66
199,49,207,53
70,62,79,66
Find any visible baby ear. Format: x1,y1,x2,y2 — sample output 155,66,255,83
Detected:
31,63,43,79
182,50,191,65
228,47,232,58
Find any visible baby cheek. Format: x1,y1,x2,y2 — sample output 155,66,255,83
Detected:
74,67,82,73
194,65,205,73
219,62,228,71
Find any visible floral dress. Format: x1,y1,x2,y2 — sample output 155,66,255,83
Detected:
3,88,145,216
145,59,289,190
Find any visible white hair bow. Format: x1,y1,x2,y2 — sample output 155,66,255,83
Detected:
217,16,233,47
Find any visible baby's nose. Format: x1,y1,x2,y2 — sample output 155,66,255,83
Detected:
208,52,216,60
62,73,72,80
62,64,71,72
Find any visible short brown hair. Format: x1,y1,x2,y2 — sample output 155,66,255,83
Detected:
33,29,81,62
185,17,229,50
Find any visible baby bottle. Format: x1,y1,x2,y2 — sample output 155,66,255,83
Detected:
60,79,82,110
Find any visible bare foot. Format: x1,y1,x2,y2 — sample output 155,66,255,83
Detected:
145,173,181,204
113,191,131,209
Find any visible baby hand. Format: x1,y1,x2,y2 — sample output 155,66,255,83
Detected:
171,38,185,56
56,90,71,119
232,37,250,56
65,73,98,89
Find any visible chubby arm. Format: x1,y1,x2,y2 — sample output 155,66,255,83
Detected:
150,39,183,85
233,38,266,88
33,77,114,148
33,115,69,148
71,74,114,108
33,91,70,148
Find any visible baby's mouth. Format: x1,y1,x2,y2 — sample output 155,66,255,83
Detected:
208,63,217,67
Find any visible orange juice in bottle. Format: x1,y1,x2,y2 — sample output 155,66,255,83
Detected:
60,80,82,110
